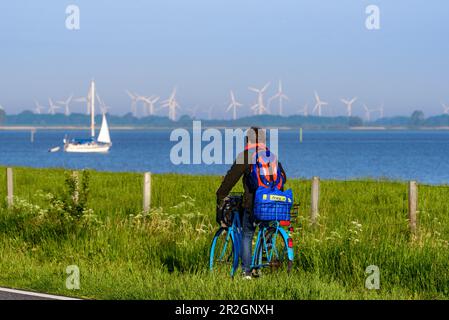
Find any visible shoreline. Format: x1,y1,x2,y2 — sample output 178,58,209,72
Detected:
0,164,447,186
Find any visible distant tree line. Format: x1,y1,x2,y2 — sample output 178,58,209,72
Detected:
1,109,449,129
0,108,5,124
373,110,449,128
1,110,363,129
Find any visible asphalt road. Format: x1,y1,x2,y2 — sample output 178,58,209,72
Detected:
0,287,79,300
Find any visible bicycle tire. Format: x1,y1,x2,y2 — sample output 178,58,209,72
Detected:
209,227,239,277
255,226,293,274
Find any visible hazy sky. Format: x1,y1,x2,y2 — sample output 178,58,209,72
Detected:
0,0,448,118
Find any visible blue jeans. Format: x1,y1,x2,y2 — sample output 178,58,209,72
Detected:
241,209,256,274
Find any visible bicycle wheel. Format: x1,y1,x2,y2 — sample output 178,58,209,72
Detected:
256,226,293,273
209,227,239,276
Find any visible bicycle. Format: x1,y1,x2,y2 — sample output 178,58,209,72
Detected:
209,192,297,277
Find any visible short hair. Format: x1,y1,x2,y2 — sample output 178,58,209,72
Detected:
246,126,266,145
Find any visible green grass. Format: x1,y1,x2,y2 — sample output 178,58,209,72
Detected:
1,166,449,299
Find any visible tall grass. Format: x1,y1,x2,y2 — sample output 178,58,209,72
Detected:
0,166,449,299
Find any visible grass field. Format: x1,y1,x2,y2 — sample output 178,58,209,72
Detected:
1,166,449,299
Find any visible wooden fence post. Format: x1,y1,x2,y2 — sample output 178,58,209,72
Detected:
143,172,152,213
30,128,36,143
408,180,418,236
311,176,320,225
6,168,13,208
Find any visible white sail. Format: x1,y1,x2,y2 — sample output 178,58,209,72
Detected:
97,113,111,144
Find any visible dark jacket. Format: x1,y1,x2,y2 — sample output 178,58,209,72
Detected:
216,147,286,210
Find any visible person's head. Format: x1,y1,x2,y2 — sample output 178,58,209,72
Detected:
245,126,266,145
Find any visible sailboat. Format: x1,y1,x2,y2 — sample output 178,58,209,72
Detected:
63,80,112,153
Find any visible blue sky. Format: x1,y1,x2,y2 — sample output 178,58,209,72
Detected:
0,0,448,118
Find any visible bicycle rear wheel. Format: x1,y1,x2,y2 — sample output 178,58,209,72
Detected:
256,226,293,274
209,227,239,277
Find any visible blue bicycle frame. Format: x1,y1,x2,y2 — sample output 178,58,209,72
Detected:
251,221,294,270
210,209,295,276
209,209,242,276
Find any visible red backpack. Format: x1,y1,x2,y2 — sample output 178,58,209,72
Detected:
246,144,285,192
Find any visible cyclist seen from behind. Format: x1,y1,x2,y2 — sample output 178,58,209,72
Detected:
216,127,287,279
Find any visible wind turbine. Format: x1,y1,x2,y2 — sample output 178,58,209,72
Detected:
138,95,160,116
74,90,92,114
208,105,214,120
377,103,384,118
57,94,73,116
363,104,377,121
442,103,449,115
269,80,288,116
340,97,357,117
312,91,328,116
226,91,243,120
34,100,45,114
161,87,181,121
47,98,61,115
96,93,111,114
249,82,270,115
298,103,308,116
125,90,139,116
186,105,200,119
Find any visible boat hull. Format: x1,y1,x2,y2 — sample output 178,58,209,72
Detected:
49,146,61,153
64,142,111,153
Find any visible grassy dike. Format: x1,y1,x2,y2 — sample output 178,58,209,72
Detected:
0,166,449,299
